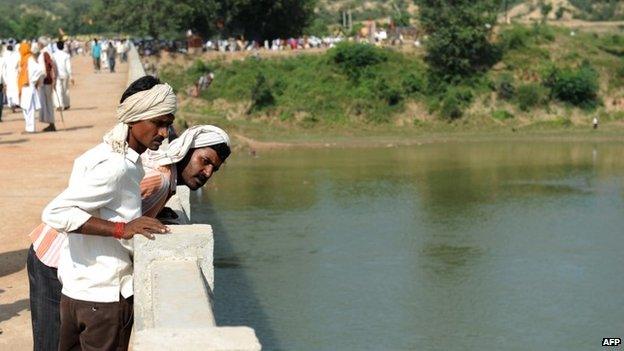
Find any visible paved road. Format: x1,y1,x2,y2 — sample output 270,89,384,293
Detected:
0,55,128,349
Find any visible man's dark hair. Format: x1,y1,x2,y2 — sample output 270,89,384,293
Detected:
120,75,161,103
57,41,64,50
207,143,231,162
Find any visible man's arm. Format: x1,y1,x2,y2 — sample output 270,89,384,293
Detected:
42,158,168,239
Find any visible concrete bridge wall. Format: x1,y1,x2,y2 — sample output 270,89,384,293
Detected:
128,44,261,351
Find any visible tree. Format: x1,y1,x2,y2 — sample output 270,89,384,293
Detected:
417,0,499,82
217,0,316,40
98,0,219,38
540,1,553,22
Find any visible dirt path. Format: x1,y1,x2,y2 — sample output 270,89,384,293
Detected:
0,55,128,349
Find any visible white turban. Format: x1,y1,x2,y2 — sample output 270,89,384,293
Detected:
103,83,177,154
145,125,230,167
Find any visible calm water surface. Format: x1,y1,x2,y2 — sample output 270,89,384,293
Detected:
192,141,624,351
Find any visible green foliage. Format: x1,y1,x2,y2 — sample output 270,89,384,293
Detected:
418,0,500,81
516,83,549,111
540,1,553,20
543,63,599,108
496,73,516,100
402,73,425,95
499,24,555,52
440,86,473,120
555,6,566,20
250,73,275,112
492,109,514,120
166,47,425,124
329,43,388,81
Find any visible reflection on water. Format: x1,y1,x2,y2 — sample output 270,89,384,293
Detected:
193,141,624,351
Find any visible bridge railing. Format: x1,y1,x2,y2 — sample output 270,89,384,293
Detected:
128,44,261,351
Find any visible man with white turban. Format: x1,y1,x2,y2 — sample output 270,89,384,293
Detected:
41,76,176,351
28,123,230,350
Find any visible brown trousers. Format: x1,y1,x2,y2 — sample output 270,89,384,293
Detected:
59,294,133,351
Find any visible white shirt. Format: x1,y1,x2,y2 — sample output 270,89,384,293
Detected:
53,50,72,79
42,143,144,302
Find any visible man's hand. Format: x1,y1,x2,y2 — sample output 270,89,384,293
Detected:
122,216,170,240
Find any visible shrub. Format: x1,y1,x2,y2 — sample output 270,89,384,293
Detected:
543,63,599,108
329,43,387,80
249,73,275,112
499,25,531,50
402,73,425,95
375,79,403,106
516,83,549,111
497,73,516,100
440,86,473,120
492,109,514,120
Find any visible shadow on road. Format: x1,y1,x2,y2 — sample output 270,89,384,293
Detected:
59,125,94,132
0,248,28,278
68,107,98,111
0,139,28,145
0,298,29,324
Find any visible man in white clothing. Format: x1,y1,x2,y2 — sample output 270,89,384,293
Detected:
42,76,176,351
4,42,20,112
52,41,73,110
19,42,44,133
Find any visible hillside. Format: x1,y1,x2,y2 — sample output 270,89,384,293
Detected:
157,23,624,138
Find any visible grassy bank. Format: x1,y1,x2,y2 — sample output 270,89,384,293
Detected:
158,23,624,143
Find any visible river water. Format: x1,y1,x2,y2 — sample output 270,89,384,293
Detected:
192,141,624,351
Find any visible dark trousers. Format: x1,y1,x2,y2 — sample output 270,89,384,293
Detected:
59,294,133,351
27,245,62,351
108,58,115,73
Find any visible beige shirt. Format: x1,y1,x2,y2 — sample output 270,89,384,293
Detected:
42,143,144,302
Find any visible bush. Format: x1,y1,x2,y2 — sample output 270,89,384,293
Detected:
543,63,599,108
440,86,473,120
496,73,516,100
375,79,403,106
329,42,387,80
516,83,549,111
492,109,514,120
249,73,275,112
402,73,425,95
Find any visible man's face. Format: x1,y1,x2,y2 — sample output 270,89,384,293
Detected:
129,114,174,151
179,147,224,190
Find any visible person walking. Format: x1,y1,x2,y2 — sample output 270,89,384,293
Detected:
91,38,101,72
4,42,20,112
18,41,44,133
37,37,57,132
106,42,116,73
53,41,73,110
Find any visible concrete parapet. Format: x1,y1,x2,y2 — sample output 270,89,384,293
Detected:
133,224,215,331
134,327,261,351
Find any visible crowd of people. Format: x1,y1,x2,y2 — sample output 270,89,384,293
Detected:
0,36,132,133
87,38,130,73
0,37,75,132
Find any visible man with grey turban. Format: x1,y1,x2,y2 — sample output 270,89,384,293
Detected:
41,76,176,351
